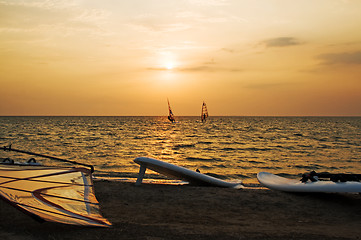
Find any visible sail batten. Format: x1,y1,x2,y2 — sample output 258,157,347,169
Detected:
0,185,98,205
0,168,91,186
0,175,91,186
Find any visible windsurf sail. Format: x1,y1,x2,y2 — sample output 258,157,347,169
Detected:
167,98,175,123
0,164,111,227
0,146,111,227
201,101,208,122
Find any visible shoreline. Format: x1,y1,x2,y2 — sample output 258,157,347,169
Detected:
1,180,361,239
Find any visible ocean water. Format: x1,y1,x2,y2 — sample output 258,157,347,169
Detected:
0,116,360,184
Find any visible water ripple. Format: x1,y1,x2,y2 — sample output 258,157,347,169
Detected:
1,116,360,184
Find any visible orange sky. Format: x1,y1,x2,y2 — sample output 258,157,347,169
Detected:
1,0,361,116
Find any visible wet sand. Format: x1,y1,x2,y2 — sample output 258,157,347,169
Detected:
1,180,361,240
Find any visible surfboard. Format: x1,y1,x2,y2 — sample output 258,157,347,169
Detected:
134,157,242,188
257,172,361,193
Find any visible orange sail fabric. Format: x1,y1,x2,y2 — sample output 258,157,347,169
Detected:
0,164,111,227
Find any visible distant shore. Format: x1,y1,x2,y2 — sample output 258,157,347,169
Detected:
1,180,361,240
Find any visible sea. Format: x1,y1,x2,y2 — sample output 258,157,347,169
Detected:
0,116,360,184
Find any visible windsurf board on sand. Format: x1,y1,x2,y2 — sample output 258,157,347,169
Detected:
134,157,242,188
257,172,361,193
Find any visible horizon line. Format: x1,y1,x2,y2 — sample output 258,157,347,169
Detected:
1,115,360,117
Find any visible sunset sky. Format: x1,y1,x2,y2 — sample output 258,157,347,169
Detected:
1,0,361,116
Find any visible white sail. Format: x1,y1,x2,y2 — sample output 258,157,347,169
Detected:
201,101,208,122
0,164,111,227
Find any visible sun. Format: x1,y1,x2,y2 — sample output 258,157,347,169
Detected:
165,62,174,70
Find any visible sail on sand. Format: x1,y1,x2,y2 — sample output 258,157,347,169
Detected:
201,101,208,122
0,164,111,227
167,98,175,123
0,146,111,227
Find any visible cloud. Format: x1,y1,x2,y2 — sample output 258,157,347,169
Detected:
262,37,302,48
146,63,242,73
129,22,191,34
243,82,288,90
175,11,229,24
221,48,235,53
317,51,361,65
242,79,301,90
0,1,110,35
187,0,229,6
129,6,242,35
146,65,213,72
182,65,243,72
127,13,193,34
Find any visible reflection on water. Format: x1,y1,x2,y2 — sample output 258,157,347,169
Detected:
1,116,360,184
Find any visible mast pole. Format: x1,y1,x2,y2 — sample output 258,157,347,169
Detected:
1,145,94,173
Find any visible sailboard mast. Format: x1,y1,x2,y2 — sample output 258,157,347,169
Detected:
167,98,175,123
1,145,94,172
201,101,208,122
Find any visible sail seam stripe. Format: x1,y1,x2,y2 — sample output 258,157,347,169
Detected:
0,175,92,186
14,201,104,224
0,185,98,205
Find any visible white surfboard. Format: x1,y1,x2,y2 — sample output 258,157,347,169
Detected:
257,172,361,193
134,157,242,188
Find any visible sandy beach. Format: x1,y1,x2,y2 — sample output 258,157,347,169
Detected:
1,180,361,240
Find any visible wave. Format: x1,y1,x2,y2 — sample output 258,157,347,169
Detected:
202,172,227,180
222,147,237,151
241,147,276,152
173,143,196,150
233,173,251,179
293,133,304,137
293,164,324,169
197,141,213,145
247,160,265,164
133,136,150,139
258,166,283,170
2,116,360,185
185,156,219,162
